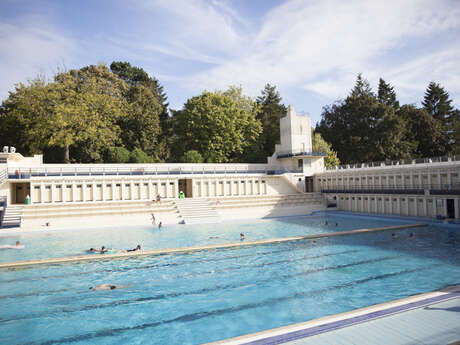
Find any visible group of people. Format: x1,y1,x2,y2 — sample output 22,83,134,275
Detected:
88,244,142,254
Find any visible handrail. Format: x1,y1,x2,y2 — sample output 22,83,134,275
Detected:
321,183,460,195
326,155,460,171
7,165,301,179
277,151,326,159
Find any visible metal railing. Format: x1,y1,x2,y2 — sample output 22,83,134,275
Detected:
326,155,460,171
7,164,301,179
321,183,460,195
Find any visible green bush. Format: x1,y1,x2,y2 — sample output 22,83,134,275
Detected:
129,148,152,163
106,146,130,163
182,150,204,163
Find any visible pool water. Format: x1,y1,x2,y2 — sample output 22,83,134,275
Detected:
0,221,459,345
0,213,413,262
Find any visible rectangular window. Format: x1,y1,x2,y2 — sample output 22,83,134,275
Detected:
298,159,303,168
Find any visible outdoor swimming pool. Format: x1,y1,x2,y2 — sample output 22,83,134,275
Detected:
0,213,413,262
0,215,459,345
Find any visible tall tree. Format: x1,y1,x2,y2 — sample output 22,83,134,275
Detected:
253,84,287,161
422,82,457,154
316,74,413,163
110,61,169,160
377,78,399,109
172,91,261,163
398,104,448,157
1,65,127,163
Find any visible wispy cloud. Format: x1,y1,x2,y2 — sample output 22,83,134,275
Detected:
0,14,75,98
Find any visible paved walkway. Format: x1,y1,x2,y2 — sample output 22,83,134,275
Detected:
287,296,460,345
208,286,460,345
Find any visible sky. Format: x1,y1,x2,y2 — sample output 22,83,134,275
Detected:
1,0,460,125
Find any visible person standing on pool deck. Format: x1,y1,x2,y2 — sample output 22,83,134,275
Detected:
151,213,156,225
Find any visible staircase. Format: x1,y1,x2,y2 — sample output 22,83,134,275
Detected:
1,205,24,228
175,198,221,224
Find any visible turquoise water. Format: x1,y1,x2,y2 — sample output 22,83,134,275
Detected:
0,218,459,345
0,213,412,262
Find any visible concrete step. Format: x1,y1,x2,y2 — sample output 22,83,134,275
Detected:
175,198,221,224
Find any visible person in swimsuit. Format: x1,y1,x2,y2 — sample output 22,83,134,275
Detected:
240,232,245,241
127,245,141,252
90,284,123,291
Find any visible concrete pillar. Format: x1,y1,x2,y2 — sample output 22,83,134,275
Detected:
102,182,106,201
438,172,442,188
410,173,414,188
382,197,385,214
401,174,405,188
397,197,401,215
418,173,422,189
92,182,97,202
423,198,427,217
50,182,55,203
374,197,378,214
406,198,409,216
428,173,432,189
455,199,459,219
40,182,44,203
72,183,76,202
448,172,452,186
432,197,437,216
121,181,125,200
174,180,179,198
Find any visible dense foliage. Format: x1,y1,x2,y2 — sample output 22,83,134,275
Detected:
316,74,460,164
1,64,457,166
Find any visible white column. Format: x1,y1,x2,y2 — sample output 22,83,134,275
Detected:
174,180,179,198
93,182,97,202
50,182,55,203
367,197,371,212
102,182,106,201
401,174,405,188
72,183,76,202
82,183,86,202
428,173,432,189
438,172,442,188
121,181,125,200
374,197,378,214
418,173,422,189
414,199,418,217
423,198,427,217
410,173,414,188
397,197,401,215
40,182,44,203
406,198,409,215
148,181,153,200
433,197,437,216
382,197,385,214
448,172,452,186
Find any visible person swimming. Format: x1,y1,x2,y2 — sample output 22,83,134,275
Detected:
127,245,142,252
90,284,123,291
0,241,24,249
240,232,245,240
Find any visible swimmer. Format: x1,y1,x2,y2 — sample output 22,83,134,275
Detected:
409,232,414,238
0,241,24,249
90,284,123,291
127,245,142,252
325,221,328,225
209,236,220,239
87,247,100,253
158,222,162,229
240,232,245,241
100,246,108,253
391,233,397,239
335,222,338,226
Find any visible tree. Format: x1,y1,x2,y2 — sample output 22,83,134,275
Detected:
311,130,340,168
378,78,399,109
182,150,204,163
316,74,413,163
1,65,127,163
398,105,447,157
172,91,262,163
422,82,457,154
110,61,169,161
254,84,287,160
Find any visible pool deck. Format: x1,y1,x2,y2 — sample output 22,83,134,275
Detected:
207,285,460,345
0,222,427,268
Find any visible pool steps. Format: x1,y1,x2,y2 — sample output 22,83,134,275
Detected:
0,222,427,269
0,204,23,228
175,198,221,224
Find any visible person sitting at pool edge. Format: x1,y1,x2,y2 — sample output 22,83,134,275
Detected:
90,284,123,291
